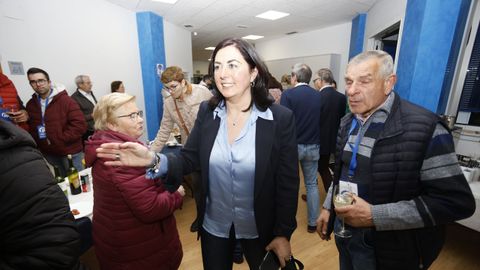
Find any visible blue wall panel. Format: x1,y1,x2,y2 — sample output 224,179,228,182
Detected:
349,14,366,60
136,12,166,140
396,0,471,113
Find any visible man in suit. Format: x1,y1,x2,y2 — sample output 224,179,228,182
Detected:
280,63,322,233
71,75,97,144
313,68,346,192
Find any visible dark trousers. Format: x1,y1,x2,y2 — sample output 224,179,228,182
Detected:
201,225,265,270
318,154,333,192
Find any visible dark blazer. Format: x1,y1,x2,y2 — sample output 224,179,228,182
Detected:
280,84,322,144
166,101,299,247
71,90,96,132
318,87,346,155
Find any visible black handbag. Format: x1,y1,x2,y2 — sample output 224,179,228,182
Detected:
259,251,304,270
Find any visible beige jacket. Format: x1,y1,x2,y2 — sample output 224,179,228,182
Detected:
150,84,212,152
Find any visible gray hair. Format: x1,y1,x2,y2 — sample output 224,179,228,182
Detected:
348,50,394,78
75,75,89,87
93,93,136,130
314,68,334,84
291,63,312,83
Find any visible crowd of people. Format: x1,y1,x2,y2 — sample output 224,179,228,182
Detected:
0,38,476,270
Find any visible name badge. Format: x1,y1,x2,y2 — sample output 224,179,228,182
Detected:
37,124,47,139
339,180,358,196
0,108,11,122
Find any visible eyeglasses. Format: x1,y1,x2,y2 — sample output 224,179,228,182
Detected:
117,110,143,121
163,82,181,92
29,79,48,86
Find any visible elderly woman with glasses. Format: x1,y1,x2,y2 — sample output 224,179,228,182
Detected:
84,93,185,270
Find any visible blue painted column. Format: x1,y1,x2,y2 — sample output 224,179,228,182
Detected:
395,0,471,113
349,14,366,60
136,12,166,140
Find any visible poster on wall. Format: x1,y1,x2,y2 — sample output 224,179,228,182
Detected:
8,61,25,75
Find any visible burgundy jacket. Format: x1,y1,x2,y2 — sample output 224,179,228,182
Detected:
26,89,86,155
85,130,183,270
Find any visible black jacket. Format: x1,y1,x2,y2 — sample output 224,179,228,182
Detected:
0,120,81,269
71,90,96,132
166,102,299,247
318,87,346,155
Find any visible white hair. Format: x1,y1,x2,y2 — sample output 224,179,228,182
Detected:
348,50,394,78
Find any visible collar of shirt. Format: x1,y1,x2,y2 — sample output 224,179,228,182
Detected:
294,82,309,87
213,100,274,124
355,91,395,124
78,88,96,104
319,84,333,91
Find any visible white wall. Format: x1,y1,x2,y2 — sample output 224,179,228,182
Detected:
255,22,352,92
0,0,144,115
164,20,193,80
193,60,210,76
364,0,407,70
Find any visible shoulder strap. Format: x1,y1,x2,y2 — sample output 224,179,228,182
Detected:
173,99,190,136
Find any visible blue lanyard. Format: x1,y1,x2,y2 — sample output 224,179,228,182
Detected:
38,90,52,125
347,118,363,179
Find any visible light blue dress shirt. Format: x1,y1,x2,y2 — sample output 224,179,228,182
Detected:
203,102,273,239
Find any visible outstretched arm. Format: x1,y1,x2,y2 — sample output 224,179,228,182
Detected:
96,142,156,167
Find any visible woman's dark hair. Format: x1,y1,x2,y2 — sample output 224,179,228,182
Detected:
27,67,50,81
111,81,123,93
267,72,283,91
208,37,273,111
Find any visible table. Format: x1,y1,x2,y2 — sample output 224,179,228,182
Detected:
68,168,94,220
457,181,480,232
66,168,94,254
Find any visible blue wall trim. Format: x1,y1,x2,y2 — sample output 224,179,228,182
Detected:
437,0,472,113
349,14,366,60
396,0,470,113
136,12,166,140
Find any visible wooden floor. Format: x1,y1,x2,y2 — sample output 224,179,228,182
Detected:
81,178,480,270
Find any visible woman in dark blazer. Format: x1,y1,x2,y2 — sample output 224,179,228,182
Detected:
96,37,300,270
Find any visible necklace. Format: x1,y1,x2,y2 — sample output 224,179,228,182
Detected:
230,109,251,127
232,113,240,126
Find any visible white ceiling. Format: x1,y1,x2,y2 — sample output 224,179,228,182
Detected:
106,0,379,61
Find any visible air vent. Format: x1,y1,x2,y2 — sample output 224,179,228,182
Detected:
286,31,298,35
237,25,248,29
184,24,193,28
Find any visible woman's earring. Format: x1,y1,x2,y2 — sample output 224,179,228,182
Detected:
250,81,254,87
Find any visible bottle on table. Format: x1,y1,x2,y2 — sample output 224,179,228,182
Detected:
54,165,68,197
67,154,82,195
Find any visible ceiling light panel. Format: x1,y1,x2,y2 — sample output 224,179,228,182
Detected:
255,10,289,20
242,35,264,40
152,0,178,4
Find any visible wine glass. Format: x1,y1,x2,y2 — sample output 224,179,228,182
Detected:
333,184,353,238
6,104,18,124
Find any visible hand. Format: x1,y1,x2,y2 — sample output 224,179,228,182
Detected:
335,194,374,227
176,185,185,197
8,109,28,123
96,142,155,167
316,208,331,240
265,236,291,268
